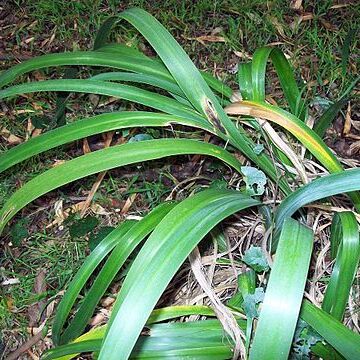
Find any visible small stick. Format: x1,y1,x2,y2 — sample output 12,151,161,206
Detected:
6,327,47,360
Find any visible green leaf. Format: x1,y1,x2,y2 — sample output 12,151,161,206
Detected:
227,270,256,310
128,133,154,142
249,218,313,360
251,47,306,120
238,62,253,100
0,80,204,124
322,212,360,320
0,112,212,174
253,144,264,155
43,317,242,360
31,115,50,129
52,220,136,345
291,320,322,360
341,28,357,76
98,188,259,360
242,246,269,272
0,139,243,234
10,218,29,246
238,269,256,298
0,51,173,88
301,300,360,360
313,98,348,138
209,226,228,253
274,168,360,246
118,7,290,195
242,287,264,318
54,202,176,345
90,71,189,99
241,166,267,196
68,216,99,239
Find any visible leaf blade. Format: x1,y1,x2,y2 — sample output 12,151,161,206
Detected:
98,188,259,360
249,218,313,360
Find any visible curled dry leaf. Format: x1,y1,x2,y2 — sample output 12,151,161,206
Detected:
343,102,352,135
48,199,109,228
50,159,66,167
28,270,47,327
185,34,226,45
267,15,287,39
188,246,246,360
233,50,252,60
225,102,308,184
350,141,360,154
0,127,23,145
290,12,314,30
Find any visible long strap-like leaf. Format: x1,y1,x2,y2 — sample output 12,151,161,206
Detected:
0,139,243,233
98,189,259,360
249,218,313,360
251,47,306,120
0,79,204,122
322,212,360,321
51,220,134,345
118,8,289,194
0,51,173,87
301,300,360,359
274,168,360,247
0,112,212,173
55,202,177,345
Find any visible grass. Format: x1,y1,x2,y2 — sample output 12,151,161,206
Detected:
4,1,358,91
0,2,359,359
0,232,88,349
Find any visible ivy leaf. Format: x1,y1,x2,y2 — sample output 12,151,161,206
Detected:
128,133,153,142
241,166,267,195
31,115,50,129
69,216,99,239
253,144,264,155
290,320,322,360
243,246,269,272
10,219,29,246
243,287,265,319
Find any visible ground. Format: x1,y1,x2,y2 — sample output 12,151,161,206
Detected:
0,0,359,359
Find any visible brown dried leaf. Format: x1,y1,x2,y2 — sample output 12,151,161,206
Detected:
80,132,114,217
352,120,360,131
6,296,14,311
28,270,47,327
31,128,42,138
120,193,137,215
33,71,46,81
185,33,226,45
291,12,314,29
194,35,226,45
0,127,23,144
51,159,66,167
233,50,252,60
290,0,303,10
350,141,360,154
267,15,287,39
330,3,350,9
320,19,338,31
83,138,91,154
343,102,352,135
101,296,116,307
